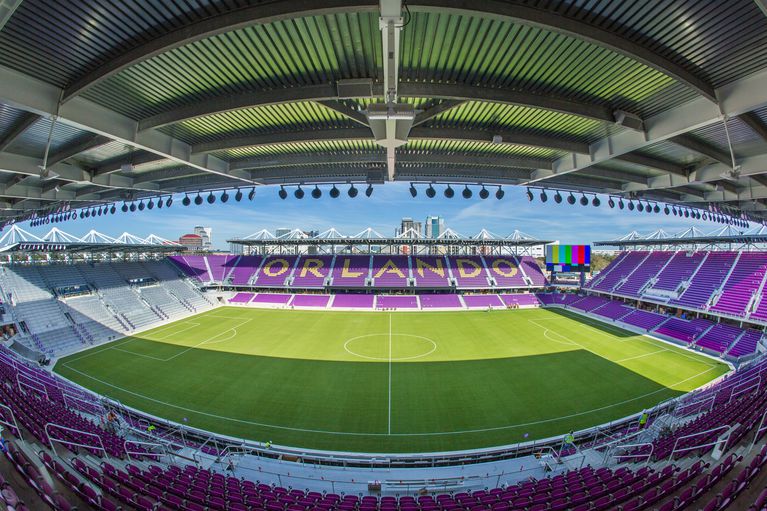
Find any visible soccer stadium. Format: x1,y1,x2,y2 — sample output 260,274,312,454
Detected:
1,1,767,510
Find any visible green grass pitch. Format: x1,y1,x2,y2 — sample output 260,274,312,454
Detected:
54,307,729,453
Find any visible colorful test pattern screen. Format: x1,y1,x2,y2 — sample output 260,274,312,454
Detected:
546,245,591,272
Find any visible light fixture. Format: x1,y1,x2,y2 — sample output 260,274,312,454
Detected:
592,196,600,207
618,198,624,210
278,186,288,200
294,186,305,199
426,184,436,198
330,185,340,198
653,204,660,214
220,191,229,203
579,194,588,206
567,193,576,205
526,188,534,202
444,185,454,198
147,199,154,210
479,186,489,200
207,192,215,204
365,184,374,197
664,206,670,215
462,185,472,199
157,197,164,209
194,193,203,206
138,200,145,211
496,186,504,200
248,187,256,201
121,203,129,212
608,197,615,208
182,195,191,206
540,190,548,202
110,205,116,215
348,184,358,198
166,196,173,207
129,202,137,212
235,189,243,202
628,200,635,211
637,202,644,212
554,191,563,204
409,183,417,198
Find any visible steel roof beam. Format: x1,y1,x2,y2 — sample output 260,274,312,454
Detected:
523,66,767,186
45,134,112,168
0,64,253,185
139,82,624,131
0,112,40,152
412,0,716,102
190,126,589,155
91,152,167,176
670,134,731,166
412,100,466,127
316,100,370,127
61,0,379,102
614,153,688,176
739,112,767,143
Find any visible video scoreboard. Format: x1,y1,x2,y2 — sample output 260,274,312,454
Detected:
546,244,591,272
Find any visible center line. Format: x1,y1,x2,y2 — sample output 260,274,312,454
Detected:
388,313,392,435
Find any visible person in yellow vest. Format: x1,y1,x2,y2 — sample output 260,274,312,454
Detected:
639,411,649,429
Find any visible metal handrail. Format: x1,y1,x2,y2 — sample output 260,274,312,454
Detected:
750,410,767,451
669,424,732,461
727,375,761,404
609,442,654,464
45,422,107,459
16,373,48,400
0,402,22,439
123,439,167,461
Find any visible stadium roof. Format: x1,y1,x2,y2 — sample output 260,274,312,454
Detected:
594,225,767,247
1,1,767,222
0,225,181,254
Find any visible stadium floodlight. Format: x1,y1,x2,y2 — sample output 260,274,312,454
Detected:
147,199,154,210
592,196,600,207
365,184,374,197
540,190,548,202
137,200,145,211
646,204,652,214
580,194,588,206
526,188,534,202
129,202,137,212
182,195,190,206
294,186,305,199
122,202,129,212
278,186,288,200
462,185,473,199
608,197,615,208
637,201,644,212
664,205,670,215
409,183,417,197
702,212,708,221
426,184,436,198
479,186,489,200
554,191,563,204
207,192,215,204
248,187,256,201
220,191,229,203
330,185,340,198
618,198,624,210
166,196,173,207
444,185,454,198
84,209,90,218
653,204,660,214
567,193,576,205
311,185,322,199
496,186,505,200
684,209,690,218
79,211,85,219
235,189,243,202
194,193,203,206
627,200,635,211
348,184,358,198
110,205,116,214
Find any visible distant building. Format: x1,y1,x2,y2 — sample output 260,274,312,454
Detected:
395,217,422,238
229,242,244,255
178,233,203,251
424,216,444,239
193,226,212,250
275,228,291,238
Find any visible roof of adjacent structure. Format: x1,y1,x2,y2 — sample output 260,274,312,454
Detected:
0,0,766,222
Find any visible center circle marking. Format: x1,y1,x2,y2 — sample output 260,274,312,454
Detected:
343,333,437,361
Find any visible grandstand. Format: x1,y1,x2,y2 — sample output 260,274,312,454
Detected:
1,0,767,509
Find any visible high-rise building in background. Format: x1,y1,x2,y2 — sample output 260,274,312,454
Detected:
193,226,212,250
395,217,422,238
178,233,203,251
424,216,444,239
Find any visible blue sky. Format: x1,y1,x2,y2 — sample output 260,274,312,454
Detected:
19,183,742,249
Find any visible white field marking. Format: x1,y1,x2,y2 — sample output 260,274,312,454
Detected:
343,334,437,361
145,322,201,341
388,313,392,435
526,320,579,347
57,363,717,437
614,349,669,363
532,313,720,368
108,319,253,362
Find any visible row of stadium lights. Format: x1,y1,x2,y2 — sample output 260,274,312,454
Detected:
23,183,755,228
524,188,752,228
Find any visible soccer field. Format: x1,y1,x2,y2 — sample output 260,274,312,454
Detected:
54,307,729,453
